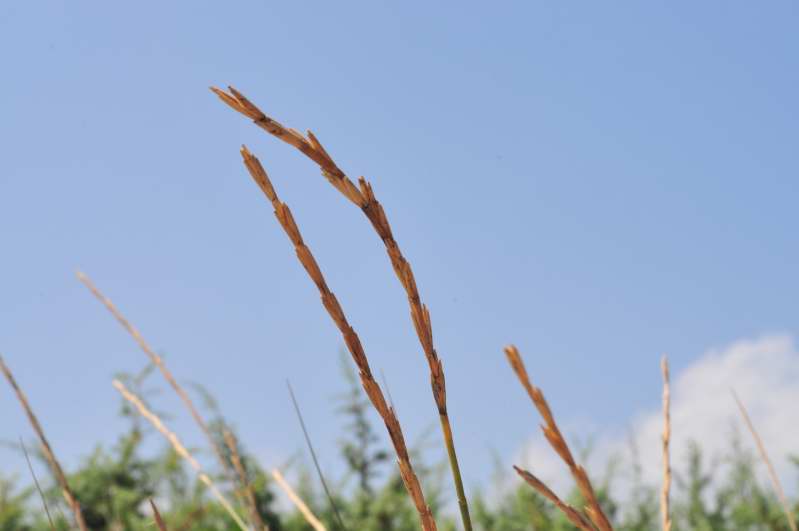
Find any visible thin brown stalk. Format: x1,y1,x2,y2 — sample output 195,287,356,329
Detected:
238,146,437,531
271,469,326,531
111,379,249,531
224,429,268,531
212,85,471,531
660,356,672,531
76,271,235,484
513,466,595,531
0,355,88,531
21,438,56,531
504,345,612,531
732,390,798,531
149,498,169,531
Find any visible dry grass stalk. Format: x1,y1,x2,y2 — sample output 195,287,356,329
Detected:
76,272,236,485
271,469,326,531
149,498,169,531
732,390,798,531
238,146,437,531
224,429,268,531
212,85,471,531
513,466,595,531
111,379,249,531
0,355,88,531
504,345,613,531
21,439,56,531
660,356,672,531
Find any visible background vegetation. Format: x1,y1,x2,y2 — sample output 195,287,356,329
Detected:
2,355,797,530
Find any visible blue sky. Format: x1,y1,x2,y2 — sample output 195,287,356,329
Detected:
2,0,798,501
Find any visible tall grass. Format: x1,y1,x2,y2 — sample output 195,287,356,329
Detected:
0,355,88,531
238,145,437,530
504,345,613,531
212,85,473,531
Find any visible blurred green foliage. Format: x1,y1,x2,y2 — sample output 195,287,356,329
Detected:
2,361,797,530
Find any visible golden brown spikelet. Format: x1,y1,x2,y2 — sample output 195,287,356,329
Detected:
513,466,595,531
504,345,613,531
238,146,437,531
214,84,471,531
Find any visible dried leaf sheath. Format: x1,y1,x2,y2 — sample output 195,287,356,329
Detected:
240,146,437,531
504,345,613,531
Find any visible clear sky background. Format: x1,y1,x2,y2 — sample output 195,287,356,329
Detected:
2,1,798,503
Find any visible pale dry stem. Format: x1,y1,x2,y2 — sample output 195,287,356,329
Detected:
76,272,235,485
271,469,327,531
112,379,249,531
660,356,672,531
733,390,797,531
224,429,268,531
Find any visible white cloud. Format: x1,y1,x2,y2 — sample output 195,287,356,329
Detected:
515,334,799,499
